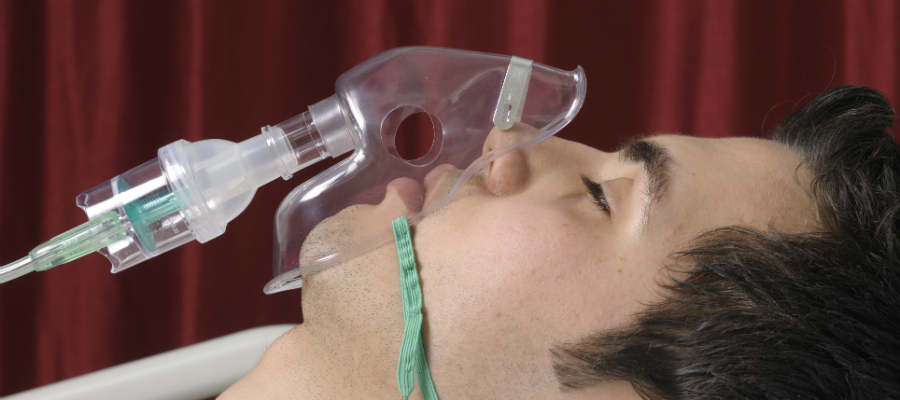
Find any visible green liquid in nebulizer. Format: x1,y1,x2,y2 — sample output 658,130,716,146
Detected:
117,180,181,252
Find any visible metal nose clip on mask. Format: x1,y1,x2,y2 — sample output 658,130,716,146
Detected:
0,47,586,292
267,47,586,293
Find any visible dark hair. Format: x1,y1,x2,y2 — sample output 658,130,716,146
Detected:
552,86,900,399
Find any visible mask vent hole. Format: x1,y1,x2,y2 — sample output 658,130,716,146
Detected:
382,105,443,167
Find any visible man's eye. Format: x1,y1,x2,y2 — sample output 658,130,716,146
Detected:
580,175,609,213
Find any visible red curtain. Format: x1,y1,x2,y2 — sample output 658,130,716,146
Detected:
1,0,897,395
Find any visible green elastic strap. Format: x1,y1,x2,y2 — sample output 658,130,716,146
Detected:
392,216,440,400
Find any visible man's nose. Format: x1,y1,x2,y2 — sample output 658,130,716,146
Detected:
481,123,546,154
482,124,618,197
481,124,548,196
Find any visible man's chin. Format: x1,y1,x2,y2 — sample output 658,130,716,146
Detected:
296,203,379,266
296,201,407,321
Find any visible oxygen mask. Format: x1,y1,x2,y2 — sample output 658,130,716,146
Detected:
0,47,586,293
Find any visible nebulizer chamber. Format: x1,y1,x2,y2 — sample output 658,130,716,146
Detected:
75,95,354,273
0,94,355,280
0,47,586,292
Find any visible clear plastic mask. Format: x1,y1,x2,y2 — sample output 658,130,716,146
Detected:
267,47,586,293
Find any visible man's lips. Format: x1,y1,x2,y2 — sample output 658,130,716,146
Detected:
386,177,424,214
385,164,458,215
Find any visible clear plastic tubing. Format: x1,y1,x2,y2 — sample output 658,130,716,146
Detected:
0,95,355,282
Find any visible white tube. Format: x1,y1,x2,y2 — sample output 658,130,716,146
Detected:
3,324,294,400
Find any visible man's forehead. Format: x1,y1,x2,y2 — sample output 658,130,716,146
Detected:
651,134,799,162
643,134,817,235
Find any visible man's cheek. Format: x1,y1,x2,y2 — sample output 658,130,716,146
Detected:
417,204,585,308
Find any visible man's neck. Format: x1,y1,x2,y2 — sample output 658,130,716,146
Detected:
220,240,415,399
218,321,408,399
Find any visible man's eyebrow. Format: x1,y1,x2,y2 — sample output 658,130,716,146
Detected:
617,138,673,211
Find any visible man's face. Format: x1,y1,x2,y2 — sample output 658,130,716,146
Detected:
220,126,816,400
